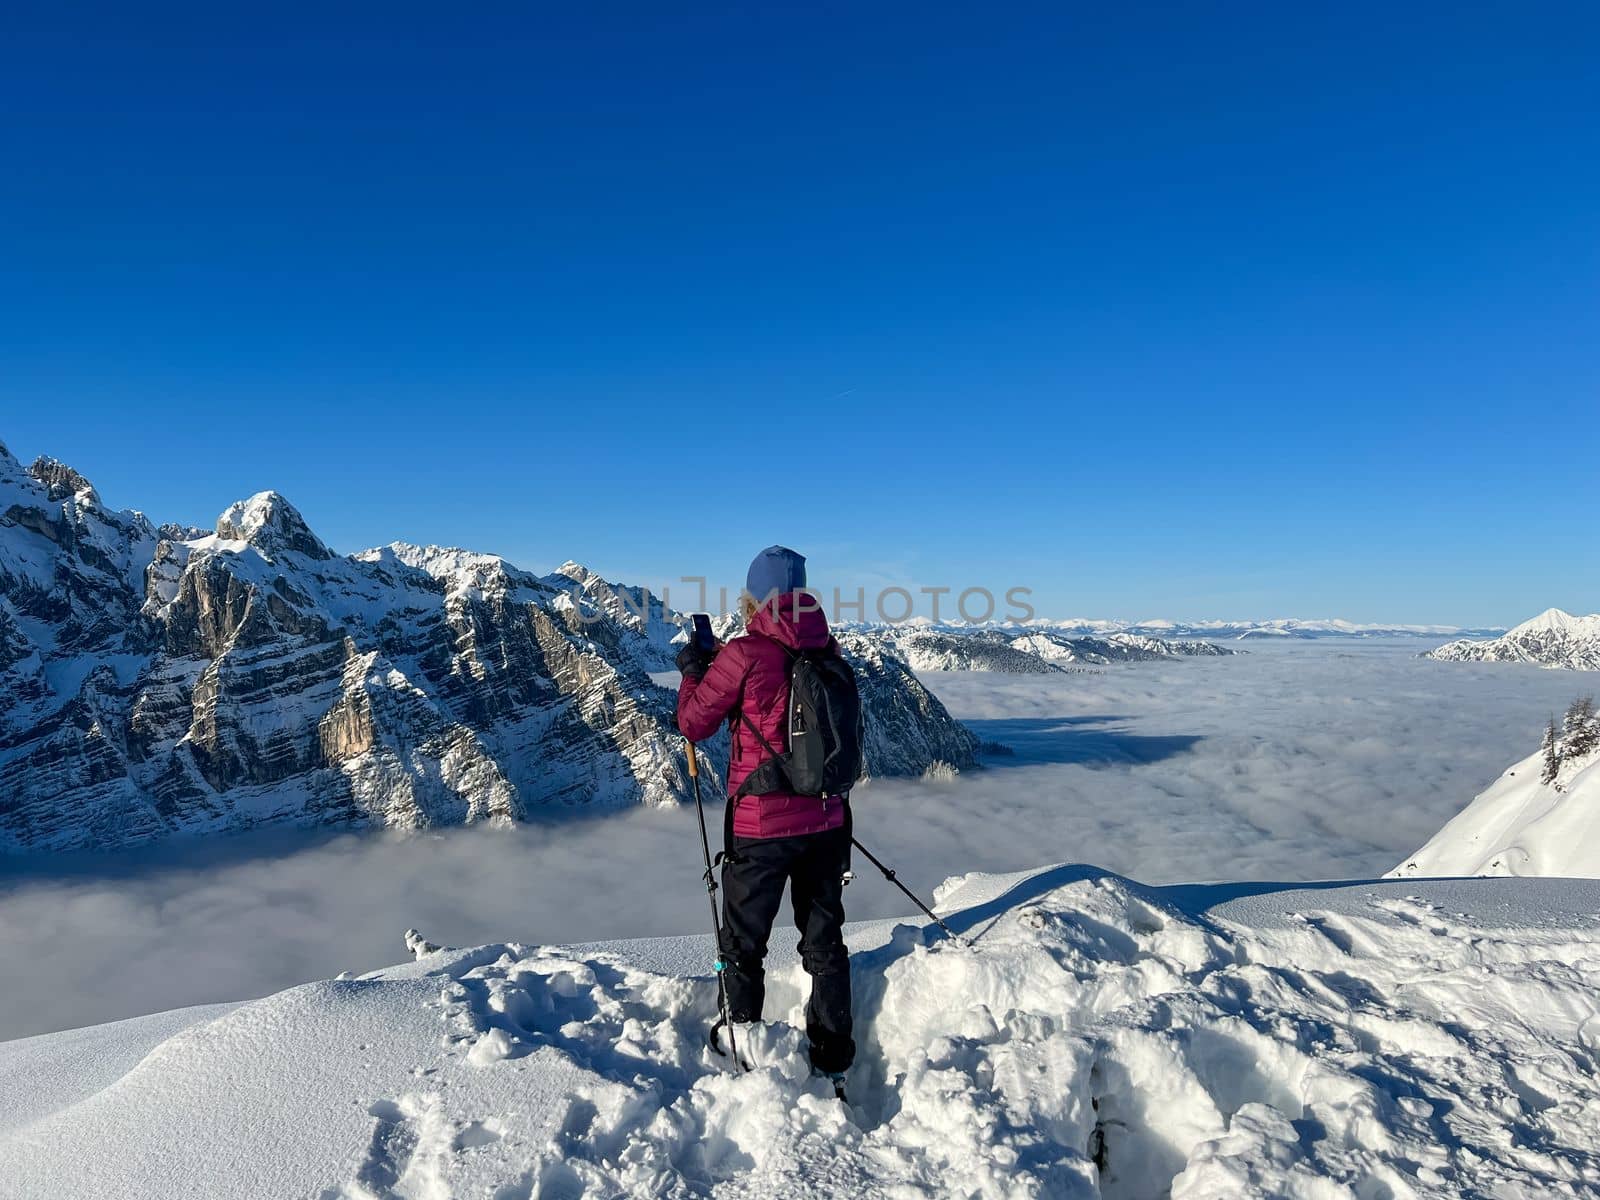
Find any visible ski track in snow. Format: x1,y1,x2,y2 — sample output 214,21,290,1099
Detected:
6,867,1600,1199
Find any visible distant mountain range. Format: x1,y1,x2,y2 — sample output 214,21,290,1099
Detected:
0,441,978,853
1425,608,1600,671
933,617,1505,641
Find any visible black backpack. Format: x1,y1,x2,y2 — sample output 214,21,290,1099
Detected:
735,641,864,800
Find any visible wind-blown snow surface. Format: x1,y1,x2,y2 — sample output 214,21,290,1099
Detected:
4,865,1600,1199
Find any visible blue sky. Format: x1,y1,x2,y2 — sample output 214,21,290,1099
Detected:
3,3,1596,626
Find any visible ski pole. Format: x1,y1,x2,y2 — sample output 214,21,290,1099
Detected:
686,738,742,1068
850,836,968,946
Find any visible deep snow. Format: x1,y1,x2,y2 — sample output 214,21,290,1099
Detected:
4,864,1600,1199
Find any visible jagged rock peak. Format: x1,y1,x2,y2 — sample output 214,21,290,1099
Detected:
28,456,99,503
215,491,334,560
555,560,614,588
159,521,211,543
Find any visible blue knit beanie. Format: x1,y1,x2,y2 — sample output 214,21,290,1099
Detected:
746,545,807,600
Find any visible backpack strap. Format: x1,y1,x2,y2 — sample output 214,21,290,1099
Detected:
731,710,789,799
721,711,791,858
737,708,784,761
730,631,797,800
722,632,846,845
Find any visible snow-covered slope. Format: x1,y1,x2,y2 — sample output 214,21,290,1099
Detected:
0,441,977,852
5,864,1599,1198
1390,710,1600,878
1426,608,1600,671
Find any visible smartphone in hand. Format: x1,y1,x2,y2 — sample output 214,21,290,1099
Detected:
690,613,717,652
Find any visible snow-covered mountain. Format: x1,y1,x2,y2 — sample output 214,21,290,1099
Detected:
0,441,977,853
1425,607,1600,671
1078,631,1233,660
878,629,1068,674
853,626,1234,674
6,862,1598,1198
1390,700,1600,878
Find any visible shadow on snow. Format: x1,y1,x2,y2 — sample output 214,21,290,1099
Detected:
966,715,1204,769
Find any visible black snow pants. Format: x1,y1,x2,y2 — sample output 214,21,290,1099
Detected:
719,823,855,1074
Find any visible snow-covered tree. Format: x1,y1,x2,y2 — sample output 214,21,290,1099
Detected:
1541,717,1562,785
1563,696,1598,759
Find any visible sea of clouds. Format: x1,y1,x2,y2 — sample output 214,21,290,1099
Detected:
0,638,1588,1042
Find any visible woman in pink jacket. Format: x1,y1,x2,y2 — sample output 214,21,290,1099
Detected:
675,546,855,1079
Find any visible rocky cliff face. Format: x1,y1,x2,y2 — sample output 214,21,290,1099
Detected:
0,443,983,852
833,632,981,775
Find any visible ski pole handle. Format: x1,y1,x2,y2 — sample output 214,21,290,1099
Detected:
686,741,699,778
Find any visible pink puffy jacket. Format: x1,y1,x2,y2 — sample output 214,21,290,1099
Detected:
677,595,850,840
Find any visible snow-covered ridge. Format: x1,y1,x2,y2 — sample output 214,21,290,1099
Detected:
1425,607,1600,671
6,863,1598,1198
843,625,1235,674
0,441,978,852
1390,698,1600,878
